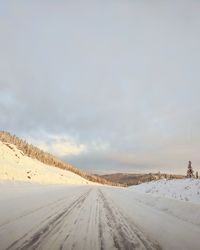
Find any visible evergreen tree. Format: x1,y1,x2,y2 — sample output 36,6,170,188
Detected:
0,131,122,186
187,161,194,178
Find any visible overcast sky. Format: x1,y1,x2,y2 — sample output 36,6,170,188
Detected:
0,1,200,174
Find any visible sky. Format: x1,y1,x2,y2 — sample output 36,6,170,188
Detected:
0,0,200,174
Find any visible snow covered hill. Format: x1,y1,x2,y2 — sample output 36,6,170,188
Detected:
130,178,200,204
0,141,90,185
1,140,200,249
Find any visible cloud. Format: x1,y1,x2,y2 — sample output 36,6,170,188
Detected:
26,132,110,159
0,0,200,174
26,133,87,157
34,139,87,158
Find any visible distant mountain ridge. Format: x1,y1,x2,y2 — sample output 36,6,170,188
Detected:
0,131,120,186
99,172,184,186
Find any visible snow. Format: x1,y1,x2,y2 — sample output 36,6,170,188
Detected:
105,187,200,250
1,142,200,249
0,141,90,185
0,183,200,250
130,178,200,204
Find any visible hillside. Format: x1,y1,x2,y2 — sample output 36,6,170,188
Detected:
0,132,200,249
130,178,200,204
0,131,117,186
0,141,91,185
99,172,184,186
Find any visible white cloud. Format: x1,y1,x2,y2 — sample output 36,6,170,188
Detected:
26,133,110,158
1,1,200,173
46,141,87,157
26,134,87,157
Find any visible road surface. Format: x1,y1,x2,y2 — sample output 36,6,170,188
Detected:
0,185,200,250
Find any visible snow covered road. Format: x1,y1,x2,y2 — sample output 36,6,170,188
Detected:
0,184,200,250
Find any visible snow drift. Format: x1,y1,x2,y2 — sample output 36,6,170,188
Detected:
130,178,200,204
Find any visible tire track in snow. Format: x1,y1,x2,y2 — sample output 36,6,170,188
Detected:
98,189,162,250
3,187,162,250
5,189,91,250
0,194,74,229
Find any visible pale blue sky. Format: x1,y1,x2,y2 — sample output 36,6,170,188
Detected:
0,1,200,174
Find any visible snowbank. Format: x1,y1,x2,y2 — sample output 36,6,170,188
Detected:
130,178,200,204
0,141,90,185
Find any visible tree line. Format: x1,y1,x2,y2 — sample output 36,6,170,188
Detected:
0,131,123,186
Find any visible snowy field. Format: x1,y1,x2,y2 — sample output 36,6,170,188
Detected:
1,142,200,250
130,178,200,204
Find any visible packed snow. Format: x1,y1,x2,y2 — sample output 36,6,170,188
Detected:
0,141,90,185
130,178,200,204
0,183,200,250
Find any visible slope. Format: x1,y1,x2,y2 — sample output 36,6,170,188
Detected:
0,131,117,186
0,141,91,185
130,178,200,204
